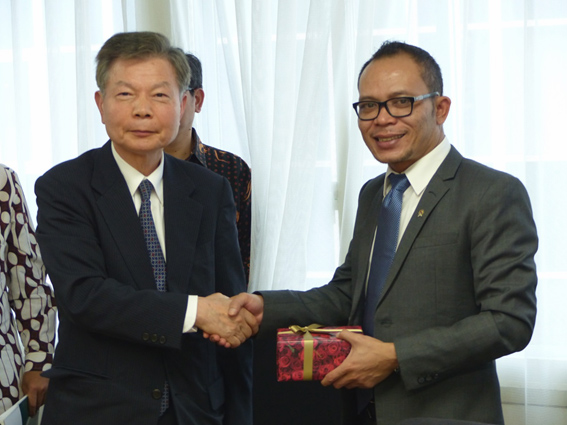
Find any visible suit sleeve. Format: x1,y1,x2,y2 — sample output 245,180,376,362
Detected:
258,180,378,333
35,171,188,349
213,178,253,425
259,260,355,333
394,174,538,390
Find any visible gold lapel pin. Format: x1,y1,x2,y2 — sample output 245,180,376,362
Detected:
417,209,425,218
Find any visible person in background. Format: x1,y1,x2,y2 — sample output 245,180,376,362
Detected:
165,53,251,283
225,41,538,425
35,32,253,425
0,164,56,417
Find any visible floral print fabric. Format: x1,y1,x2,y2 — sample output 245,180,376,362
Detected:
0,165,56,413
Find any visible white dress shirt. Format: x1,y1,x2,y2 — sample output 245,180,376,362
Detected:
111,143,197,333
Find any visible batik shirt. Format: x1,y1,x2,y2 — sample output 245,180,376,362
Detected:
0,165,56,413
188,130,252,283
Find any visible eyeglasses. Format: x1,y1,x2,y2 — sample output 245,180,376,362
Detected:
352,92,440,120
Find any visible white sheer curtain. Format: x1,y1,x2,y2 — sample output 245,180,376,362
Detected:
0,0,127,219
1,1,566,423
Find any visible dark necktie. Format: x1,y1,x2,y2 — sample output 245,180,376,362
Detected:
138,179,166,292
362,173,410,336
138,179,169,414
358,173,410,414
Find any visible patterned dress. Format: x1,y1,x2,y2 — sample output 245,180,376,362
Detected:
189,129,252,283
0,165,56,413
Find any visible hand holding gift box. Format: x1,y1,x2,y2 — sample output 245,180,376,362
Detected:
276,324,363,381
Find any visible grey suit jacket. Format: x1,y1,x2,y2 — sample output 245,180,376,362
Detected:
35,142,252,425
260,146,537,425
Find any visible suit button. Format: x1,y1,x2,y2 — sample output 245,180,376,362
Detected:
151,334,158,343
142,332,149,341
159,336,167,344
152,389,162,400
418,376,425,384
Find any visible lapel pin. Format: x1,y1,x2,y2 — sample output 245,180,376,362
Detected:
417,209,425,218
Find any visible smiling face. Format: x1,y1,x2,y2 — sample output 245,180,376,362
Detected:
357,53,450,172
95,56,187,174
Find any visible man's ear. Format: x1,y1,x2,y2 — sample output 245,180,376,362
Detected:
194,88,205,113
179,90,189,118
435,95,451,125
94,91,105,123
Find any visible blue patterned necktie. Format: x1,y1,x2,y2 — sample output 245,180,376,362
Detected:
138,179,169,414
138,179,166,292
358,173,410,414
362,173,410,336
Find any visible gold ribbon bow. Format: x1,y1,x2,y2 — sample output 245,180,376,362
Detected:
288,324,323,381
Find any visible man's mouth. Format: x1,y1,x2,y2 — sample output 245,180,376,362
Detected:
377,134,403,142
131,130,155,136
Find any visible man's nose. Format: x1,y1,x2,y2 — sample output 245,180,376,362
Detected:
133,96,152,117
373,104,396,125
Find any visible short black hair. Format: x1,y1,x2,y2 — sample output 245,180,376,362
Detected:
185,53,203,91
358,41,443,95
96,32,190,95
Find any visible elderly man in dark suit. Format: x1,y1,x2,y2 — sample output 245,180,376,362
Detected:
35,31,254,425
224,41,537,425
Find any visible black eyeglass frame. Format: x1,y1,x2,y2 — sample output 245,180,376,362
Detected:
352,91,440,120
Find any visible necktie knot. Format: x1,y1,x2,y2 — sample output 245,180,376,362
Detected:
389,173,410,193
139,179,154,202
383,174,409,208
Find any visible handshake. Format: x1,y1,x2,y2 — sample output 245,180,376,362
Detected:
195,292,265,348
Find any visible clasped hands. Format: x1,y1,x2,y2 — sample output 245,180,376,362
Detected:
195,292,263,348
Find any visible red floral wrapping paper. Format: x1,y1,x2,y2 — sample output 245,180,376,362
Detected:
276,325,363,381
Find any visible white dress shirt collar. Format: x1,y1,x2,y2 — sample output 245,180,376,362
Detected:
110,143,165,205
384,136,451,196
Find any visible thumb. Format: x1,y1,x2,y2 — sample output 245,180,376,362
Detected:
337,329,360,344
27,391,38,417
228,293,247,316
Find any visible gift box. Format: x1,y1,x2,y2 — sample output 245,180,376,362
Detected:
276,324,363,381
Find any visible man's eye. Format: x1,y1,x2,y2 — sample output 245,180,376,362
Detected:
360,102,377,110
391,98,411,107
155,93,168,98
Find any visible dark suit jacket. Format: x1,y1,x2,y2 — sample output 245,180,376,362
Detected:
259,147,537,425
35,142,252,425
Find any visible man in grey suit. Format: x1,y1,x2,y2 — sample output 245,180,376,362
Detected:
223,41,538,424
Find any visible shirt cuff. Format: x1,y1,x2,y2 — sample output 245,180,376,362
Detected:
183,295,198,333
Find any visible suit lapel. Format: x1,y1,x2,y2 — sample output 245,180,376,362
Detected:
162,156,203,294
377,147,463,305
92,142,156,290
352,176,386,316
